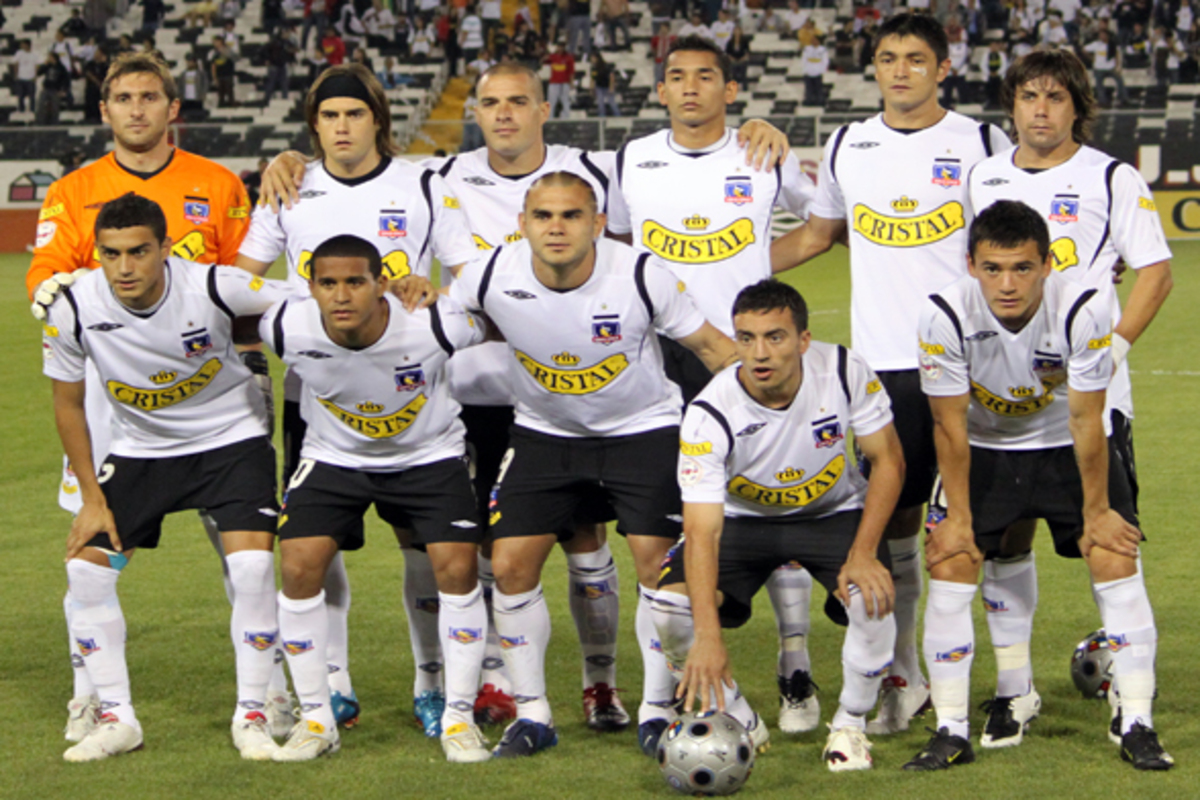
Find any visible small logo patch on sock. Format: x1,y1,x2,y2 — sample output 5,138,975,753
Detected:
76,638,100,656
284,639,314,655
244,631,278,650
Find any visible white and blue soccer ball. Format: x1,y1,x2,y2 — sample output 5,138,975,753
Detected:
1071,628,1114,699
657,711,755,796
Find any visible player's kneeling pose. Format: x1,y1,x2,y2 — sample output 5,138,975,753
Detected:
652,280,903,772
42,194,293,762
261,234,491,763
906,201,1172,772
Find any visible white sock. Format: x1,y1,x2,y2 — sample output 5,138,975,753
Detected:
638,585,679,724
923,580,976,739
226,550,278,720
64,590,96,698
439,584,487,728
766,564,812,677
66,559,137,727
566,543,619,689
403,547,443,697
983,553,1037,698
493,584,552,725
838,588,897,720
1094,571,1157,732
888,536,924,685
278,590,336,732
478,554,512,694
323,551,354,697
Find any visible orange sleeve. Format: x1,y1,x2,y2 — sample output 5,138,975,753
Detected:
25,175,91,299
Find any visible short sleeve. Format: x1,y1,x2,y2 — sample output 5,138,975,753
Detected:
1108,163,1172,270
41,293,87,382
1067,291,1115,393
238,203,288,265
437,295,488,350
428,174,481,269
644,258,707,339
777,153,815,219
917,297,969,396
604,145,632,235
448,255,486,310
810,126,847,221
212,265,295,315
678,402,732,504
845,348,893,437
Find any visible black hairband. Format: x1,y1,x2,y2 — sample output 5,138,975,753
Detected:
314,73,373,107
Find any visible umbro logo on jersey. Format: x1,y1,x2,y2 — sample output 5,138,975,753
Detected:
637,160,669,169
982,178,1009,186
736,422,766,437
504,289,537,300
297,350,333,359
298,190,327,199
849,141,880,149
965,331,998,341
463,176,495,186
87,322,124,332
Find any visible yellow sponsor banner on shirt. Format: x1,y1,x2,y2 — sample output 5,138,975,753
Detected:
641,218,756,264
970,381,1054,416
514,350,629,394
727,454,845,507
108,358,223,410
852,201,965,247
318,393,428,438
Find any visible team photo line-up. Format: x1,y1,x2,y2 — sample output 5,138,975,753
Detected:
29,10,1174,774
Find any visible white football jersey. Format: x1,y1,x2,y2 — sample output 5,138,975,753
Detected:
450,237,707,438
812,112,1010,371
261,294,484,471
239,157,479,292
607,128,814,336
967,145,1172,418
679,342,893,519
423,144,615,406
42,260,291,458
917,271,1115,450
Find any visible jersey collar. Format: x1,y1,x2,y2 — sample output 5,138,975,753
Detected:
666,128,733,158
323,155,391,187
112,148,176,181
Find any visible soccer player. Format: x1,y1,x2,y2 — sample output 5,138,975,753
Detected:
606,35,822,738
41,193,291,761
236,63,479,736
653,279,903,771
770,13,1011,735
966,49,1173,747
261,234,491,762
450,172,737,757
21,52,294,742
907,200,1172,772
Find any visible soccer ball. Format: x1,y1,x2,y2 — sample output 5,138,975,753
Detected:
657,711,755,796
1070,628,1114,699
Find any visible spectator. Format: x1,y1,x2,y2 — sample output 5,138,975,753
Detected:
460,4,486,67
221,19,242,57
444,10,463,76
784,0,810,35
210,38,237,107
539,0,559,39
1048,0,1082,38
141,0,166,34
513,17,545,69
797,16,822,47
943,16,968,107
1040,11,1070,47
411,15,435,61
1125,21,1150,66
178,54,210,118
759,6,787,35
601,0,632,50
220,0,241,25
337,1,367,49
377,56,414,87
1178,0,1195,41
566,0,592,61
800,33,828,106
49,31,76,109
75,34,98,65
979,36,1008,108
263,0,286,33
1085,27,1130,105
84,0,115,37
650,21,674,86
727,23,750,89
115,34,135,56
1153,26,1185,86
82,46,108,122
832,19,858,71
680,10,713,40
545,41,575,118
140,35,166,63
393,16,412,58
306,44,329,85
350,46,374,73
11,40,39,114
710,8,735,50
590,50,620,116
186,0,219,29
35,52,70,124
857,17,879,70
481,0,504,47
301,0,330,50
322,26,347,65
462,82,484,150
60,8,90,38
515,0,535,33
262,28,296,105
467,47,495,77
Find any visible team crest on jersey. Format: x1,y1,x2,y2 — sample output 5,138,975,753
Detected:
591,315,622,345
812,416,843,448
1032,351,1065,374
931,160,962,187
181,328,213,358
724,176,754,205
379,210,408,238
184,198,210,224
395,365,426,391
1107,633,1130,652
1048,195,1080,223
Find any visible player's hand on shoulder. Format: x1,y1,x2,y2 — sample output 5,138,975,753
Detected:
31,271,78,321
391,274,438,311
66,501,119,561
736,118,791,171
837,553,895,618
1080,508,1140,559
924,513,981,569
678,634,734,713
259,150,311,212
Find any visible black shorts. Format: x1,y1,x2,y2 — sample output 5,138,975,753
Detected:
488,425,682,541
89,437,279,551
279,456,481,551
461,404,515,522
660,334,712,406
860,370,936,509
657,510,884,628
969,440,1140,559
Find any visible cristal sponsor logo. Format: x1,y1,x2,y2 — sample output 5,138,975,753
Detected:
683,214,710,230
680,439,712,456
1009,385,1035,398
642,218,756,264
514,350,629,395
1088,334,1113,350
108,358,223,410
919,339,946,355
356,401,384,413
970,381,1054,416
248,276,264,291
890,196,919,212
774,466,805,484
149,370,177,385
1050,237,1079,271
552,351,580,366
472,234,494,250
40,202,64,220
728,454,845,507
244,631,278,650
443,195,460,209
227,205,249,219
935,643,972,662
1137,196,1156,211
852,201,965,247
318,393,427,438
865,379,882,394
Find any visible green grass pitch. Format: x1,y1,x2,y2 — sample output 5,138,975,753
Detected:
3,246,1198,798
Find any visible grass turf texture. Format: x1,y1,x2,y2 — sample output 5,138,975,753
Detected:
3,247,1197,798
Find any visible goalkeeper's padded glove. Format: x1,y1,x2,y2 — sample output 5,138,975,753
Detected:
31,271,78,321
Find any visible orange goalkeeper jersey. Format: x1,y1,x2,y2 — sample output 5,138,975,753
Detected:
26,149,250,298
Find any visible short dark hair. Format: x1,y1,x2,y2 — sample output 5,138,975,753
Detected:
874,13,949,64
310,234,383,279
1001,50,1095,144
525,170,598,212
968,200,1050,260
732,279,809,333
665,35,733,84
94,192,167,243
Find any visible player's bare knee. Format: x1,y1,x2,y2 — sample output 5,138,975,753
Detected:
1085,546,1138,583
428,543,479,594
929,553,980,584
